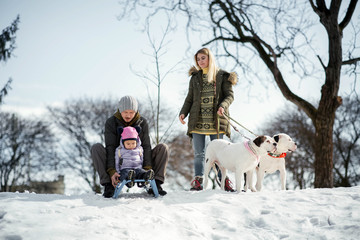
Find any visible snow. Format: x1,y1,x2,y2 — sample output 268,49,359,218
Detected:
1,186,360,240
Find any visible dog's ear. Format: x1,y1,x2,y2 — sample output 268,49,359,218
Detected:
253,136,266,147
274,135,279,143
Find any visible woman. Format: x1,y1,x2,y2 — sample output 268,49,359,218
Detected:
179,48,238,191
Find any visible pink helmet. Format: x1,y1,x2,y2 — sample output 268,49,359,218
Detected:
118,126,141,142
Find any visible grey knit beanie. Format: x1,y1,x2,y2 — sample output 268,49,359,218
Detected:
118,95,138,113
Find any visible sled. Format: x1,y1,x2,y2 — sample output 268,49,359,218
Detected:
112,178,159,198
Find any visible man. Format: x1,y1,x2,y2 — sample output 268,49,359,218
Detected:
91,95,169,197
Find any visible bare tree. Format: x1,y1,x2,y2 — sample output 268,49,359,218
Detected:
129,18,183,145
47,97,118,193
333,96,360,187
0,112,57,192
118,0,360,188
0,15,19,104
167,134,194,187
139,100,179,145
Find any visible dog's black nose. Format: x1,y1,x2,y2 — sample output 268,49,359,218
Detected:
273,143,277,146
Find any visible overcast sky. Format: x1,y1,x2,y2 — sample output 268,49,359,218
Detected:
1,0,359,133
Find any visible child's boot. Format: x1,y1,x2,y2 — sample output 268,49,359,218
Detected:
144,169,154,182
126,170,135,188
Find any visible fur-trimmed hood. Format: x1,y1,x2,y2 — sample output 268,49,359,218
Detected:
188,66,238,85
181,66,237,139
188,66,198,76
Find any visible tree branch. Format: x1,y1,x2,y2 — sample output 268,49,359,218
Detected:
317,55,326,70
342,57,360,65
339,0,358,31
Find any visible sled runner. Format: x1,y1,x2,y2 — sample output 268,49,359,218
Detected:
112,178,159,198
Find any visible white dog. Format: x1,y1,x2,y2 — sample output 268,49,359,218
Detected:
254,133,297,191
203,136,277,192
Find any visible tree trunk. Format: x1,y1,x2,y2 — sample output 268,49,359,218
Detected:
314,108,335,188
311,1,344,188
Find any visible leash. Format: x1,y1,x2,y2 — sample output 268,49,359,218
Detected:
222,113,258,140
243,141,260,164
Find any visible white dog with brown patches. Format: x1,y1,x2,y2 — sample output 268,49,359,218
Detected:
203,136,277,192
254,133,297,191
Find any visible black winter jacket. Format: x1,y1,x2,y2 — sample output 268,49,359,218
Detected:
104,111,152,176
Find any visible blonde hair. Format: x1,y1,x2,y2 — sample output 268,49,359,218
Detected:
194,48,218,83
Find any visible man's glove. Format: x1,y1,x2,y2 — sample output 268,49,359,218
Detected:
143,165,152,170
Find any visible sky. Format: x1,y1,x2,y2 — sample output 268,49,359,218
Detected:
1,0,176,112
0,0,359,133
1,185,360,239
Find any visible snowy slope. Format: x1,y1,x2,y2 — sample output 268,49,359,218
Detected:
1,186,360,240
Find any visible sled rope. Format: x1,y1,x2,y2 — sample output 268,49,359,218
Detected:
223,113,258,140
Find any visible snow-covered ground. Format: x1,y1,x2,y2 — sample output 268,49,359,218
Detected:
1,186,360,240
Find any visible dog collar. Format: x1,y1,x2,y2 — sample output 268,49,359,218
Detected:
268,152,287,158
244,141,260,164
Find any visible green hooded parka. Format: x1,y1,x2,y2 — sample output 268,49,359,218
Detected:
179,66,238,138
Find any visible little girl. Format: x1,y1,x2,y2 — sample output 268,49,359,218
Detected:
115,126,154,187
